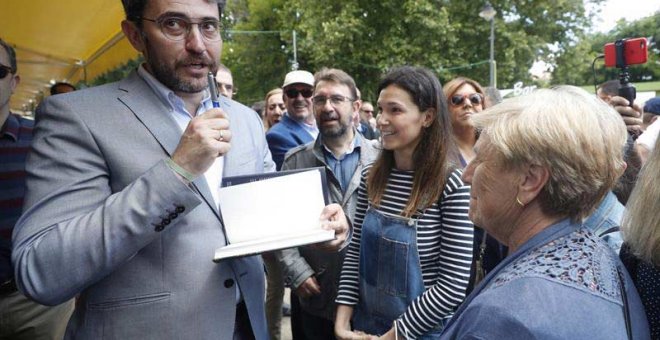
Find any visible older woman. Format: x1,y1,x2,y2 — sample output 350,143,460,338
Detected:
263,88,285,131
620,136,660,338
440,86,650,339
334,66,474,339
442,77,486,167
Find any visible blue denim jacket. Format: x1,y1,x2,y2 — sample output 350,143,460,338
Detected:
440,219,650,339
583,191,624,253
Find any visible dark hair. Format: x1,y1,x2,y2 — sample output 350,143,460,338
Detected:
598,79,620,96
313,67,358,100
122,0,226,25
0,38,17,73
368,66,457,217
50,82,76,95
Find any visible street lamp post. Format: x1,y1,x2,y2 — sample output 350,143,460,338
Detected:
479,2,497,88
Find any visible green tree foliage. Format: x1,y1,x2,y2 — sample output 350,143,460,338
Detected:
552,12,659,87
223,0,603,103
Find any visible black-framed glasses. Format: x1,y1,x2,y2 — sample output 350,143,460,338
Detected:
312,95,354,106
450,93,484,106
140,16,222,41
285,88,314,98
0,65,13,79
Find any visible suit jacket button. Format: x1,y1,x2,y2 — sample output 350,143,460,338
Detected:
154,224,165,232
224,279,234,288
169,213,178,219
175,206,185,213
162,218,171,225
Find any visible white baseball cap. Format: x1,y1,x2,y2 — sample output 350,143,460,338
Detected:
282,70,314,88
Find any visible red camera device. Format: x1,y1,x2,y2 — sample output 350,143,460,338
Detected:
602,37,648,106
604,37,648,68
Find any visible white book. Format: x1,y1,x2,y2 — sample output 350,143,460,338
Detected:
213,168,334,261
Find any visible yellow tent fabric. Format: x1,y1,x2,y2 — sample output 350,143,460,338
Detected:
1,1,139,112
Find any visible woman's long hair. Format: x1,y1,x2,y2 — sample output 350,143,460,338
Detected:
367,66,458,217
622,136,660,266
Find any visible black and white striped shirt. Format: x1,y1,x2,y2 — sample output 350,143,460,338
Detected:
336,166,474,338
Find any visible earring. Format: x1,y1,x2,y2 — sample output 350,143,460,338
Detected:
516,197,525,207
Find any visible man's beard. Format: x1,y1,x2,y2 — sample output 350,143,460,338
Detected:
320,113,350,139
144,39,216,93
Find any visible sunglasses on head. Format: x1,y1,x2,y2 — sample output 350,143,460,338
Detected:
285,88,314,98
0,65,13,79
450,93,484,106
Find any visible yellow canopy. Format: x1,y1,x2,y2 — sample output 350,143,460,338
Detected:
1,1,139,113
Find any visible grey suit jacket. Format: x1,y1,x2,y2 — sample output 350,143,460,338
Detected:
277,132,380,320
12,71,275,339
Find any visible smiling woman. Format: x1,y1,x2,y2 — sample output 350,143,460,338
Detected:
335,66,474,340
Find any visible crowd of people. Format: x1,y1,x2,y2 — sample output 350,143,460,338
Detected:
1,0,659,339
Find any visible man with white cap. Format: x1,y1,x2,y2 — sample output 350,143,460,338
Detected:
266,70,318,170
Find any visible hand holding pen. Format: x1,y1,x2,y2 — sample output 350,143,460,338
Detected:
167,72,231,181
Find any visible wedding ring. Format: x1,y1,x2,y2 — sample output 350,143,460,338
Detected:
219,130,224,142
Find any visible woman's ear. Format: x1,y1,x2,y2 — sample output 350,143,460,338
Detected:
517,164,550,206
422,109,435,128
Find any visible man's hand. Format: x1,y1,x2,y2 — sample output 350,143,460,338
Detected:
295,276,321,298
316,203,349,252
610,96,643,138
171,109,231,177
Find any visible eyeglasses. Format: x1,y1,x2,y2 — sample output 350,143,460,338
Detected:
0,65,13,79
312,95,354,106
285,88,314,98
140,16,222,42
450,93,484,106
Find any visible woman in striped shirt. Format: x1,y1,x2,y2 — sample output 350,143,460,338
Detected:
334,66,474,339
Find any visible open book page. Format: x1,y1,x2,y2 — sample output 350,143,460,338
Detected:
214,169,332,260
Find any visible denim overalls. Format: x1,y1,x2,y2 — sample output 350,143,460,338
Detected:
352,207,446,338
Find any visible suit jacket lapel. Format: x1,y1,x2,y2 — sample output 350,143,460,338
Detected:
117,71,223,222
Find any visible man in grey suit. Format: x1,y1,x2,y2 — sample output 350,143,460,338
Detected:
10,0,348,338
277,68,379,339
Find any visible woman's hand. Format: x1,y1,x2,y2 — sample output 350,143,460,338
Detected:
335,305,378,340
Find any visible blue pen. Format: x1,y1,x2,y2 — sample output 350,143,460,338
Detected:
207,71,221,108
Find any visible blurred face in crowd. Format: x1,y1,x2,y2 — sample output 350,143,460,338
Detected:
360,102,374,122
462,134,521,244
0,47,19,116
313,80,357,139
448,83,484,129
215,68,234,99
284,84,313,122
265,93,285,127
377,84,432,157
122,0,221,95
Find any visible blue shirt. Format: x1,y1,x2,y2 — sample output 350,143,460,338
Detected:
322,135,361,192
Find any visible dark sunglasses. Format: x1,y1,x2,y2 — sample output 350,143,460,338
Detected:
0,65,13,79
285,88,313,98
450,93,484,106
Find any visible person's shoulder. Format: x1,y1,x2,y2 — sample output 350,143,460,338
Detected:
12,113,35,128
490,228,621,301
284,140,315,160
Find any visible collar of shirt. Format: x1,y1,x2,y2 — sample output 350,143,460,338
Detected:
137,65,213,120
321,132,361,161
1,113,20,142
